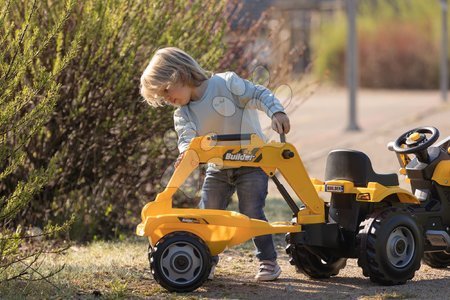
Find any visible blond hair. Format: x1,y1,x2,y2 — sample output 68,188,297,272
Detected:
140,47,210,107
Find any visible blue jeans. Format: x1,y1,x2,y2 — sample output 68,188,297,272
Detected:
200,167,277,264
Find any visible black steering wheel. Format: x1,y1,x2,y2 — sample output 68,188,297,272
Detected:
393,126,439,155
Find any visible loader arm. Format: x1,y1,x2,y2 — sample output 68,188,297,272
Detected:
156,134,325,224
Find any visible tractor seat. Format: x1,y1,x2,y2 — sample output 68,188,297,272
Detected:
324,149,399,187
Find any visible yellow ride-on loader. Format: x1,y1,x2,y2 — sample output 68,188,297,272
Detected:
137,126,450,292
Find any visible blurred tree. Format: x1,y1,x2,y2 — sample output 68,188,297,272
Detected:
0,0,76,281
313,0,441,89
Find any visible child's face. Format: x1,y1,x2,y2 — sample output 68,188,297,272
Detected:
162,82,192,107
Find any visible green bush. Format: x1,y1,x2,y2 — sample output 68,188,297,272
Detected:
0,0,75,281
2,0,230,241
313,0,443,89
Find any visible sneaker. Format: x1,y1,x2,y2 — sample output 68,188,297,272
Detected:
208,261,217,280
255,260,281,281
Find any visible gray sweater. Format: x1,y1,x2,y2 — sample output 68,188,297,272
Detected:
174,72,285,153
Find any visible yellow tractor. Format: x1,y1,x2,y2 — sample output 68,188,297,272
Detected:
137,126,450,292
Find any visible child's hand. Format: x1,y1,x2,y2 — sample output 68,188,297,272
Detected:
272,112,290,134
174,152,185,168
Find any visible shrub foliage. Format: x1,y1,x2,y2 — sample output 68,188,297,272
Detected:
1,0,229,241
0,0,77,281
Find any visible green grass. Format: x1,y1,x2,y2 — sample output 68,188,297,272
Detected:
228,196,294,221
228,197,295,251
0,239,152,299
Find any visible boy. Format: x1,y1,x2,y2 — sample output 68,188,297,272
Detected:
140,47,290,281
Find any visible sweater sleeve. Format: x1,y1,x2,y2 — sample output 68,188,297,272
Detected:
173,108,197,153
224,71,285,118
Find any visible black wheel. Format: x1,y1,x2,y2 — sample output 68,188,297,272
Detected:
286,242,347,279
149,232,212,292
423,251,450,268
357,208,423,285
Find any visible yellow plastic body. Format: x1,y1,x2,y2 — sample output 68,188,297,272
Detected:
311,179,419,204
136,200,300,255
432,160,450,186
137,134,419,255
137,135,323,255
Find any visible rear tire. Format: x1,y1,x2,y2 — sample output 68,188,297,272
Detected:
286,242,347,279
357,208,423,285
149,231,212,292
423,251,450,268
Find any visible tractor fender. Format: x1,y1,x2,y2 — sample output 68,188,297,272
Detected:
356,183,419,204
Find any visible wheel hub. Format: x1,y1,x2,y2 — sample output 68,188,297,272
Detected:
161,242,202,284
394,239,406,255
386,226,415,268
172,252,192,273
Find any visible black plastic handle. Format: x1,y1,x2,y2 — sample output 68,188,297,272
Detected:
209,134,252,141
209,133,287,143
279,123,286,143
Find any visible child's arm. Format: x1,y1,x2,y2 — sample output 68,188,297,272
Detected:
225,72,290,133
173,108,197,167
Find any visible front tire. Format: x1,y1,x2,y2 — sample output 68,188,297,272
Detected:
423,251,450,268
357,208,423,285
149,231,212,292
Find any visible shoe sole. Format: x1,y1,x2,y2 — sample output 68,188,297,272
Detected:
255,267,281,281
208,265,216,280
